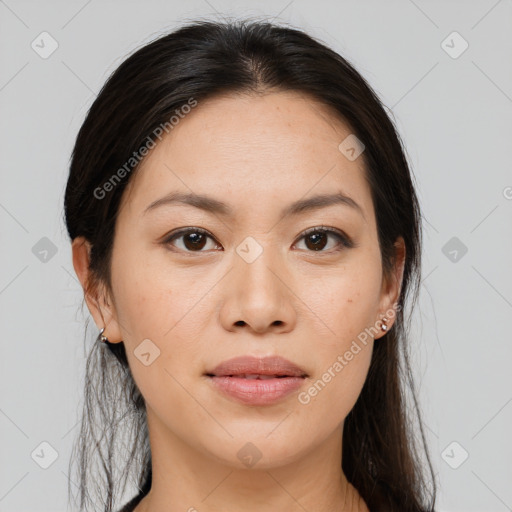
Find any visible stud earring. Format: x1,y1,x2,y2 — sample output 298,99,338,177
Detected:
381,318,388,331
99,327,109,343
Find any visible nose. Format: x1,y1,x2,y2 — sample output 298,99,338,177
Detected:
219,246,297,335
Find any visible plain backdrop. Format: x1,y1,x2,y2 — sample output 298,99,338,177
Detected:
1,1,511,511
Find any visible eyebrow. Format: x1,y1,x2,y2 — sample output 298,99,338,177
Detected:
143,190,365,220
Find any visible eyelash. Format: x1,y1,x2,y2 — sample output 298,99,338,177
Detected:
162,225,356,254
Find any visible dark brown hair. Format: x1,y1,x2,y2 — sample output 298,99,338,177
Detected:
64,17,436,512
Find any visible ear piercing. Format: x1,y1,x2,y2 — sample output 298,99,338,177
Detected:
99,327,109,343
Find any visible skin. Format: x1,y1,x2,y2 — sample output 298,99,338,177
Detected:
72,90,405,512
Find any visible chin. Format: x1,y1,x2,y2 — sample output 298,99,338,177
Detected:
199,432,309,471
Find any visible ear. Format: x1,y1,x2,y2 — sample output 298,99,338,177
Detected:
374,236,406,340
71,236,123,343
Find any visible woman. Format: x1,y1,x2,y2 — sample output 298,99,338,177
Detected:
64,19,437,512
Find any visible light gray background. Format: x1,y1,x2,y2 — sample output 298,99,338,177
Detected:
1,1,511,511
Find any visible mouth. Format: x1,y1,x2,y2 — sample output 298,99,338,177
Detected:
205,355,308,405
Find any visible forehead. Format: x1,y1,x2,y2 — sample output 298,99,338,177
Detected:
120,90,373,224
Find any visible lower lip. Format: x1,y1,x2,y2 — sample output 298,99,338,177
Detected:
208,376,305,405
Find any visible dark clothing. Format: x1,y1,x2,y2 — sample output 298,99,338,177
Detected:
119,467,151,511
118,491,144,512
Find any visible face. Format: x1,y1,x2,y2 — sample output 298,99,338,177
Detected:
73,90,404,469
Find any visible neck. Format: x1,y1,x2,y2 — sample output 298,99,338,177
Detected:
133,408,369,512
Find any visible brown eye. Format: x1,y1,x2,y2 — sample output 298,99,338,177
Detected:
304,231,329,251
164,228,220,252
182,232,207,251
163,226,355,254
294,227,354,253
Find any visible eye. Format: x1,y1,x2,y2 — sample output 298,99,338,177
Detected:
162,226,355,254
163,227,220,253
293,226,355,253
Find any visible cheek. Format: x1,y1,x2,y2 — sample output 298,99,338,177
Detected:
110,244,195,340
298,256,383,348
293,256,380,411
109,250,208,384
292,308,374,456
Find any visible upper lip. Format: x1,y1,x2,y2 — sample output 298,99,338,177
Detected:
206,355,308,378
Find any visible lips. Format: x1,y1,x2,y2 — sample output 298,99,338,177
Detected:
205,356,309,405
206,355,308,378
